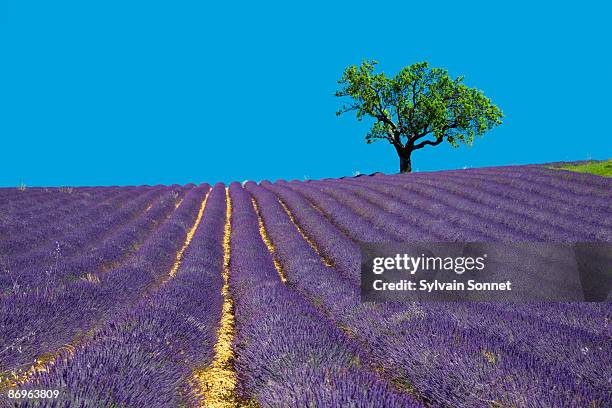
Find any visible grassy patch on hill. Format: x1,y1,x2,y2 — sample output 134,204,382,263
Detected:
554,160,612,177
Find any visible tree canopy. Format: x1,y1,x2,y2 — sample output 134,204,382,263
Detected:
335,60,503,172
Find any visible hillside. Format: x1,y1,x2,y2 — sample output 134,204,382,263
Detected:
0,163,611,407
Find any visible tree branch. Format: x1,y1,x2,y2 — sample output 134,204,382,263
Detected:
413,137,444,150
411,119,462,144
368,84,399,133
409,125,430,143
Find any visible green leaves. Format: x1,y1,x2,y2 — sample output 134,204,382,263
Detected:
335,60,504,153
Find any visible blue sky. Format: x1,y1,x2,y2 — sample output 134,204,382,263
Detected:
1,1,610,186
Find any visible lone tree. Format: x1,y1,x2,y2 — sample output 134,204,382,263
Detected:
335,60,503,173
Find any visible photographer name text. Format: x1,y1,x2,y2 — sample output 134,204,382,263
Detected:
372,279,512,292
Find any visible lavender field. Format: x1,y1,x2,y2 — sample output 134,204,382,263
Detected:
0,164,610,407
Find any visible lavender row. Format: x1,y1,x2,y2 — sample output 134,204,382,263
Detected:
290,176,606,302
0,188,97,219
0,186,120,216
279,181,395,239
334,176,606,242
276,179,610,333
0,186,138,232
399,171,612,232
0,184,209,380
0,186,116,212
306,180,464,241
476,164,612,191
0,187,150,260
0,186,151,251
246,182,611,407
261,181,362,284
229,183,419,407
422,164,611,195
441,166,612,211
0,187,158,269
1,186,189,296
351,305,610,407
391,168,612,228
282,178,610,333
311,172,610,287
14,184,225,407
265,180,586,300
308,176,611,246
0,187,129,245
2,185,175,280
434,301,611,389
266,193,605,406
280,181,394,242
490,301,612,335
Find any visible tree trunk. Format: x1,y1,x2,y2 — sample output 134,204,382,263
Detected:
399,152,412,173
